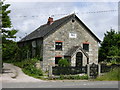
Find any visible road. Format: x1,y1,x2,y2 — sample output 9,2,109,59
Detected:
1,63,119,88
2,81,119,88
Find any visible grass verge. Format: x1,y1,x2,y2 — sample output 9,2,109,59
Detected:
49,74,88,80
96,67,120,81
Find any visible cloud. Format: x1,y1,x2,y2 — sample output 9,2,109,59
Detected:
4,0,120,2
74,2,118,40
4,2,118,41
8,2,75,41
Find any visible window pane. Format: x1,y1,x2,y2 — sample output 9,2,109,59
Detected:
55,42,62,50
59,43,62,45
83,44,89,51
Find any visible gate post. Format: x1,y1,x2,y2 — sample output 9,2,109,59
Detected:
89,63,98,79
87,64,90,78
48,65,52,79
98,64,101,76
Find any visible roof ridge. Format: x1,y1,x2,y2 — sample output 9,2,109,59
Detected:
18,13,100,43
35,13,74,31
18,14,74,42
53,13,75,22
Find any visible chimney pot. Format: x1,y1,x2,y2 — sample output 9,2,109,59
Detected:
47,17,53,25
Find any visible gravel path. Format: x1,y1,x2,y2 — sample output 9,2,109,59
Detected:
0,63,45,83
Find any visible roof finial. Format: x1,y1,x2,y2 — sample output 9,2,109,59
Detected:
73,11,78,15
72,11,76,17
74,11,75,14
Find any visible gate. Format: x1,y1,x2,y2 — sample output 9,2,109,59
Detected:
89,63,98,78
52,66,87,75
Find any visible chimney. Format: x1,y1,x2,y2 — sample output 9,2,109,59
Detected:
47,17,53,25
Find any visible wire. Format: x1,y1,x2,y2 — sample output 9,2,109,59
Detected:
10,9,117,18
83,10,117,14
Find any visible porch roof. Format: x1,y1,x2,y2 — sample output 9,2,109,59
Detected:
64,46,89,58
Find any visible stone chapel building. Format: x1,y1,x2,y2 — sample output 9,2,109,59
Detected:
18,14,101,71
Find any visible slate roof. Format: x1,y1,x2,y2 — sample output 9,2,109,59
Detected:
64,46,89,58
18,13,101,43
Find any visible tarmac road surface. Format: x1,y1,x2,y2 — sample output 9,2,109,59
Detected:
0,63,119,88
2,81,119,88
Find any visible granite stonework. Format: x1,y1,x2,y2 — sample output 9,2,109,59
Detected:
18,14,100,72
42,18,99,71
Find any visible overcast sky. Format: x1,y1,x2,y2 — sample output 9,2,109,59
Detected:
4,0,119,41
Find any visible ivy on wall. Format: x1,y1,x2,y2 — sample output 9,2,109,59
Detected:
18,40,42,61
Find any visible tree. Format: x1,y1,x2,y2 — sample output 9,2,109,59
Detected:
1,1,18,61
99,29,120,63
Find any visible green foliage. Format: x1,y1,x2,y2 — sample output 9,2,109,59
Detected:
14,58,37,68
1,2,11,28
110,59,117,64
96,67,120,81
58,59,70,67
14,58,43,78
53,74,88,80
36,55,43,61
1,1,18,61
23,65,43,77
2,40,19,61
16,42,43,61
19,44,31,60
99,29,120,62
1,2,18,39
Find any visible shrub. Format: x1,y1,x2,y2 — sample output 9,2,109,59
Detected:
58,59,70,67
13,58,43,78
23,66,43,76
36,56,43,61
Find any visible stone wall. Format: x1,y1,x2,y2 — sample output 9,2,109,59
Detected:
30,38,43,58
18,38,43,59
42,18,99,71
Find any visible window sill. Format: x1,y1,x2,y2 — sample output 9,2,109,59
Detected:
55,64,58,66
83,50,89,52
55,50,63,51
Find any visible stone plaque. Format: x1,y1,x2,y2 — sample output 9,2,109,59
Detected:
69,32,77,38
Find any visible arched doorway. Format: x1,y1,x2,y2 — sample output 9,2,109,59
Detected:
76,52,83,67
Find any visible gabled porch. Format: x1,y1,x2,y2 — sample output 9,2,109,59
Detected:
64,46,89,67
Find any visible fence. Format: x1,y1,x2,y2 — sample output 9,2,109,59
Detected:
52,66,87,75
52,63,120,78
101,64,120,73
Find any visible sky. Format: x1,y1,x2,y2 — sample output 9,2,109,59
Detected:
4,0,119,41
